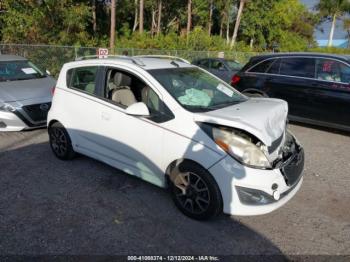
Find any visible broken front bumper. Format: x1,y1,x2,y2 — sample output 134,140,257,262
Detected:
208,133,304,216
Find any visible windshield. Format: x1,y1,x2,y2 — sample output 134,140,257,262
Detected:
0,60,45,82
226,60,242,70
149,67,246,112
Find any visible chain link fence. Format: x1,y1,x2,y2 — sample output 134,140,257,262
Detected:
0,44,97,77
0,44,260,77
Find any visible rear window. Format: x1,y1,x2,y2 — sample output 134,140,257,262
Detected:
66,66,98,95
211,60,226,70
196,59,210,68
279,58,315,78
226,60,242,70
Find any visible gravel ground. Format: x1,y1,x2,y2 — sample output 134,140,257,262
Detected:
0,124,349,256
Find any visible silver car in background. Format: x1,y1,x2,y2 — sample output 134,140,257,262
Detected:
0,55,56,131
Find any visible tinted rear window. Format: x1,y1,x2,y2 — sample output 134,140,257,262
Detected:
279,58,315,78
249,59,276,73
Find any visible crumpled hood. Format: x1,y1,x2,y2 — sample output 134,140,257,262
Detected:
194,97,288,146
0,76,56,102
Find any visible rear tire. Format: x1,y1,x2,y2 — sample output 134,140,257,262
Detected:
48,122,75,160
169,161,223,220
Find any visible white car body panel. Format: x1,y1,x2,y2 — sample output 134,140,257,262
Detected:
194,98,288,146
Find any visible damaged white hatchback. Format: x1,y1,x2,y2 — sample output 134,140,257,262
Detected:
48,56,304,220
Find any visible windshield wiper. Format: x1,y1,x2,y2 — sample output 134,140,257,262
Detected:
183,105,211,112
207,101,241,110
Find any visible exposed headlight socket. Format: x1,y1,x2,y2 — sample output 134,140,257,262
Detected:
272,183,278,190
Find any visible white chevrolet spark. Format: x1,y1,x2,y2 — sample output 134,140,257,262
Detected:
48,56,304,220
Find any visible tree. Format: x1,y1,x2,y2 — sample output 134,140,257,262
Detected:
110,0,116,49
157,0,162,35
133,0,139,32
316,0,350,47
0,0,92,45
231,0,246,48
187,0,192,41
239,0,317,51
139,0,144,33
92,0,97,33
343,18,350,48
208,0,213,36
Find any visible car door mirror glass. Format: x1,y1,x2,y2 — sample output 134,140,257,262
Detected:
125,102,150,116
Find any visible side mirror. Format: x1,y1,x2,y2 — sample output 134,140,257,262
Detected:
125,102,150,116
46,70,51,76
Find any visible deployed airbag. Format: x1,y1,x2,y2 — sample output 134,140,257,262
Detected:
178,88,211,107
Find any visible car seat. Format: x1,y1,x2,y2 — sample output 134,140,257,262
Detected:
111,72,137,107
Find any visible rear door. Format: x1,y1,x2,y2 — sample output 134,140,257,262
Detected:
62,65,104,146
264,57,316,120
236,58,278,93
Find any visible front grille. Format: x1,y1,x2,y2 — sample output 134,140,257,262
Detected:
280,147,304,186
22,103,51,122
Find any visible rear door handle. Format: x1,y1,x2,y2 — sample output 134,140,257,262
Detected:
101,112,111,121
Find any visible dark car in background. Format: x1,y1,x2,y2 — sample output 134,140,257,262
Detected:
193,58,242,83
231,53,350,131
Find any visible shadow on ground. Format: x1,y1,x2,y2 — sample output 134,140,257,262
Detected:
0,141,285,256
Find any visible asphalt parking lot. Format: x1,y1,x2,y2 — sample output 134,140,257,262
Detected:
0,124,349,256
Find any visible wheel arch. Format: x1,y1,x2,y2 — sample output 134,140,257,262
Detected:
166,158,224,218
48,119,59,128
242,88,268,97
165,158,216,188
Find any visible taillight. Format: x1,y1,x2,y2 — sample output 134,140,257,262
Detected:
231,74,240,86
51,86,56,96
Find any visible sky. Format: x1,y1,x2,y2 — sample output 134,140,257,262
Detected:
301,0,348,40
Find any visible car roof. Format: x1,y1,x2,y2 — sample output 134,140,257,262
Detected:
0,54,27,62
195,57,238,62
250,52,350,63
68,57,196,70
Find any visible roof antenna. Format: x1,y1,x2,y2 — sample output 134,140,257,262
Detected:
171,60,179,67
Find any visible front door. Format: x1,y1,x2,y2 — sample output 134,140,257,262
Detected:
87,66,168,187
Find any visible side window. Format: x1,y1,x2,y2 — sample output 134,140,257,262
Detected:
267,58,281,74
104,68,174,123
197,59,210,68
279,58,315,78
67,66,98,95
211,60,226,70
249,59,275,73
316,59,350,83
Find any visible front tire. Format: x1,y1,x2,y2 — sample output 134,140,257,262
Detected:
169,161,223,220
48,122,75,160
